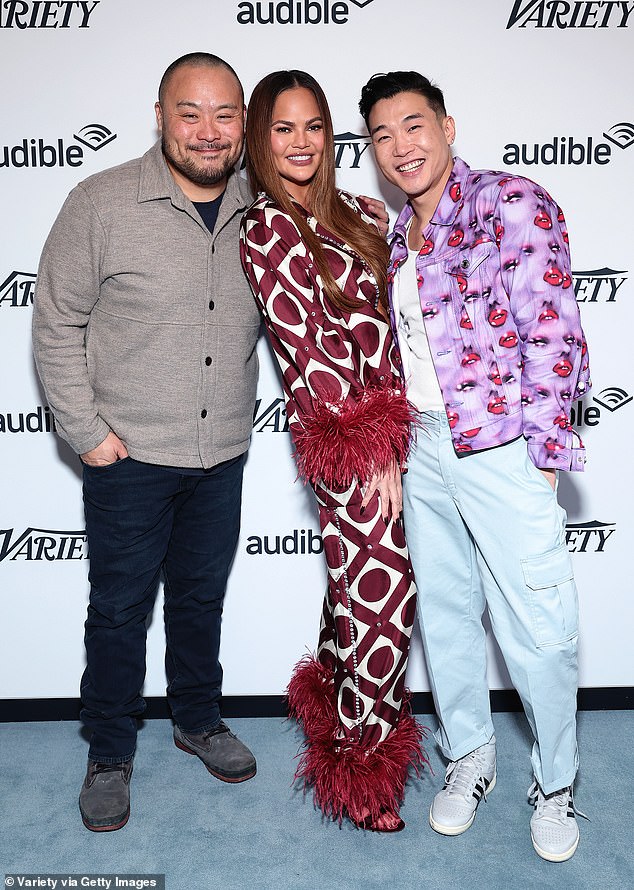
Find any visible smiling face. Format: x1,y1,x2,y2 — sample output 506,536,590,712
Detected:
368,91,455,219
269,86,325,206
155,63,245,200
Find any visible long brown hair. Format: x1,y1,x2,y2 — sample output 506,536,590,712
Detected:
245,70,390,314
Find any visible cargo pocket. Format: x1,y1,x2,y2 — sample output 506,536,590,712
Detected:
521,545,578,647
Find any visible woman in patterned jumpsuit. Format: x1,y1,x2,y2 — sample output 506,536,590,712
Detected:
240,70,425,831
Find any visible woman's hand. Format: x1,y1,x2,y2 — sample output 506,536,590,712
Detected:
358,195,390,237
360,459,402,523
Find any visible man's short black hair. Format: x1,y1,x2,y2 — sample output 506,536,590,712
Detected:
158,52,243,106
359,71,446,127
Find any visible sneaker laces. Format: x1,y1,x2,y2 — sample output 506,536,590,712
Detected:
528,782,589,824
444,748,493,801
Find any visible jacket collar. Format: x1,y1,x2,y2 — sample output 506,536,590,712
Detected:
137,140,251,223
390,156,471,250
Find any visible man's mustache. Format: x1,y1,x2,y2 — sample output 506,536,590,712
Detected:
187,142,232,152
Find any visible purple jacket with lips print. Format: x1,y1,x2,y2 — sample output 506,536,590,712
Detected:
387,157,591,471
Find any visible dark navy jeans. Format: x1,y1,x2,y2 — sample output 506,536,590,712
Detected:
80,454,245,763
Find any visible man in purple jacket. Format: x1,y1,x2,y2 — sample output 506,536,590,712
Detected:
359,71,590,862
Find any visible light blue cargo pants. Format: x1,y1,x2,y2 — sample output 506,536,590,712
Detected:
403,411,579,794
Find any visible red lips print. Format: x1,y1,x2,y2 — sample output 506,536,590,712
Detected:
499,332,518,348
543,265,564,286
450,183,461,202
488,307,508,327
460,311,473,330
534,210,552,230
554,414,572,430
553,359,573,377
487,396,507,415
539,307,559,322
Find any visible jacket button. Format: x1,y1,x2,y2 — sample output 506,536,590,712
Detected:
201,409,207,419
460,259,469,269
205,356,212,366
209,300,215,310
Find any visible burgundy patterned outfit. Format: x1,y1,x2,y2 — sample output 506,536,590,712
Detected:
240,192,425,821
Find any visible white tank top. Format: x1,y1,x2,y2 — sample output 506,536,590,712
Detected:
393,239,445,412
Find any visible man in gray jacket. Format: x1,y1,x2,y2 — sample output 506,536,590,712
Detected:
33,53,260,832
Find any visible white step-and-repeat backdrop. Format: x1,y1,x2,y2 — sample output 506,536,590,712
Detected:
1,0,632,702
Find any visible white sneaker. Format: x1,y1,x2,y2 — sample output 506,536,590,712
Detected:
429,736,496,836
528,782,585,862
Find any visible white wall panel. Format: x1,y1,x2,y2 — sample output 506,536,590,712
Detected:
1,0,632,699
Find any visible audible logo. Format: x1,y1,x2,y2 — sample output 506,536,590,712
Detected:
1,123,117,170
502,122,633,167
246,529,323,555
237,0,374,24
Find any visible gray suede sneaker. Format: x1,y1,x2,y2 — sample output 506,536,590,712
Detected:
174,721,256,783
79,759,133,831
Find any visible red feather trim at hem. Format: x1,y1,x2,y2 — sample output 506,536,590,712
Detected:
287,654,338,740
287,654,428,825
292,387,418,489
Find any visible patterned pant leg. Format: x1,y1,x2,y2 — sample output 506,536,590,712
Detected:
287,478,426,822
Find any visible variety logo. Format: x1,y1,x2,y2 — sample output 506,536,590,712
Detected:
0,0,101,28
565,520,616,553
1,123,117,169
0,271,36,308
334,132,371,169
245,528,323,554
574,267,627,303
506,1,634,29
237,0,374,24
0,527,87,562
0,406,56,434
570,386,631,428
252,397,289,433
502,120,633,166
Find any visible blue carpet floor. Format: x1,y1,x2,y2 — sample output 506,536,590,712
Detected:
1,711,632,889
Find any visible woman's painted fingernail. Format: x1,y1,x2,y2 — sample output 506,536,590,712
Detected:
360,506,365,515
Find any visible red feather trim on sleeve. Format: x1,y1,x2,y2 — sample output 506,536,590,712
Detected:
292,387,418,488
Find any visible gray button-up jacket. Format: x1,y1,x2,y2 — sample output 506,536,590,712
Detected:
33,140,260,468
